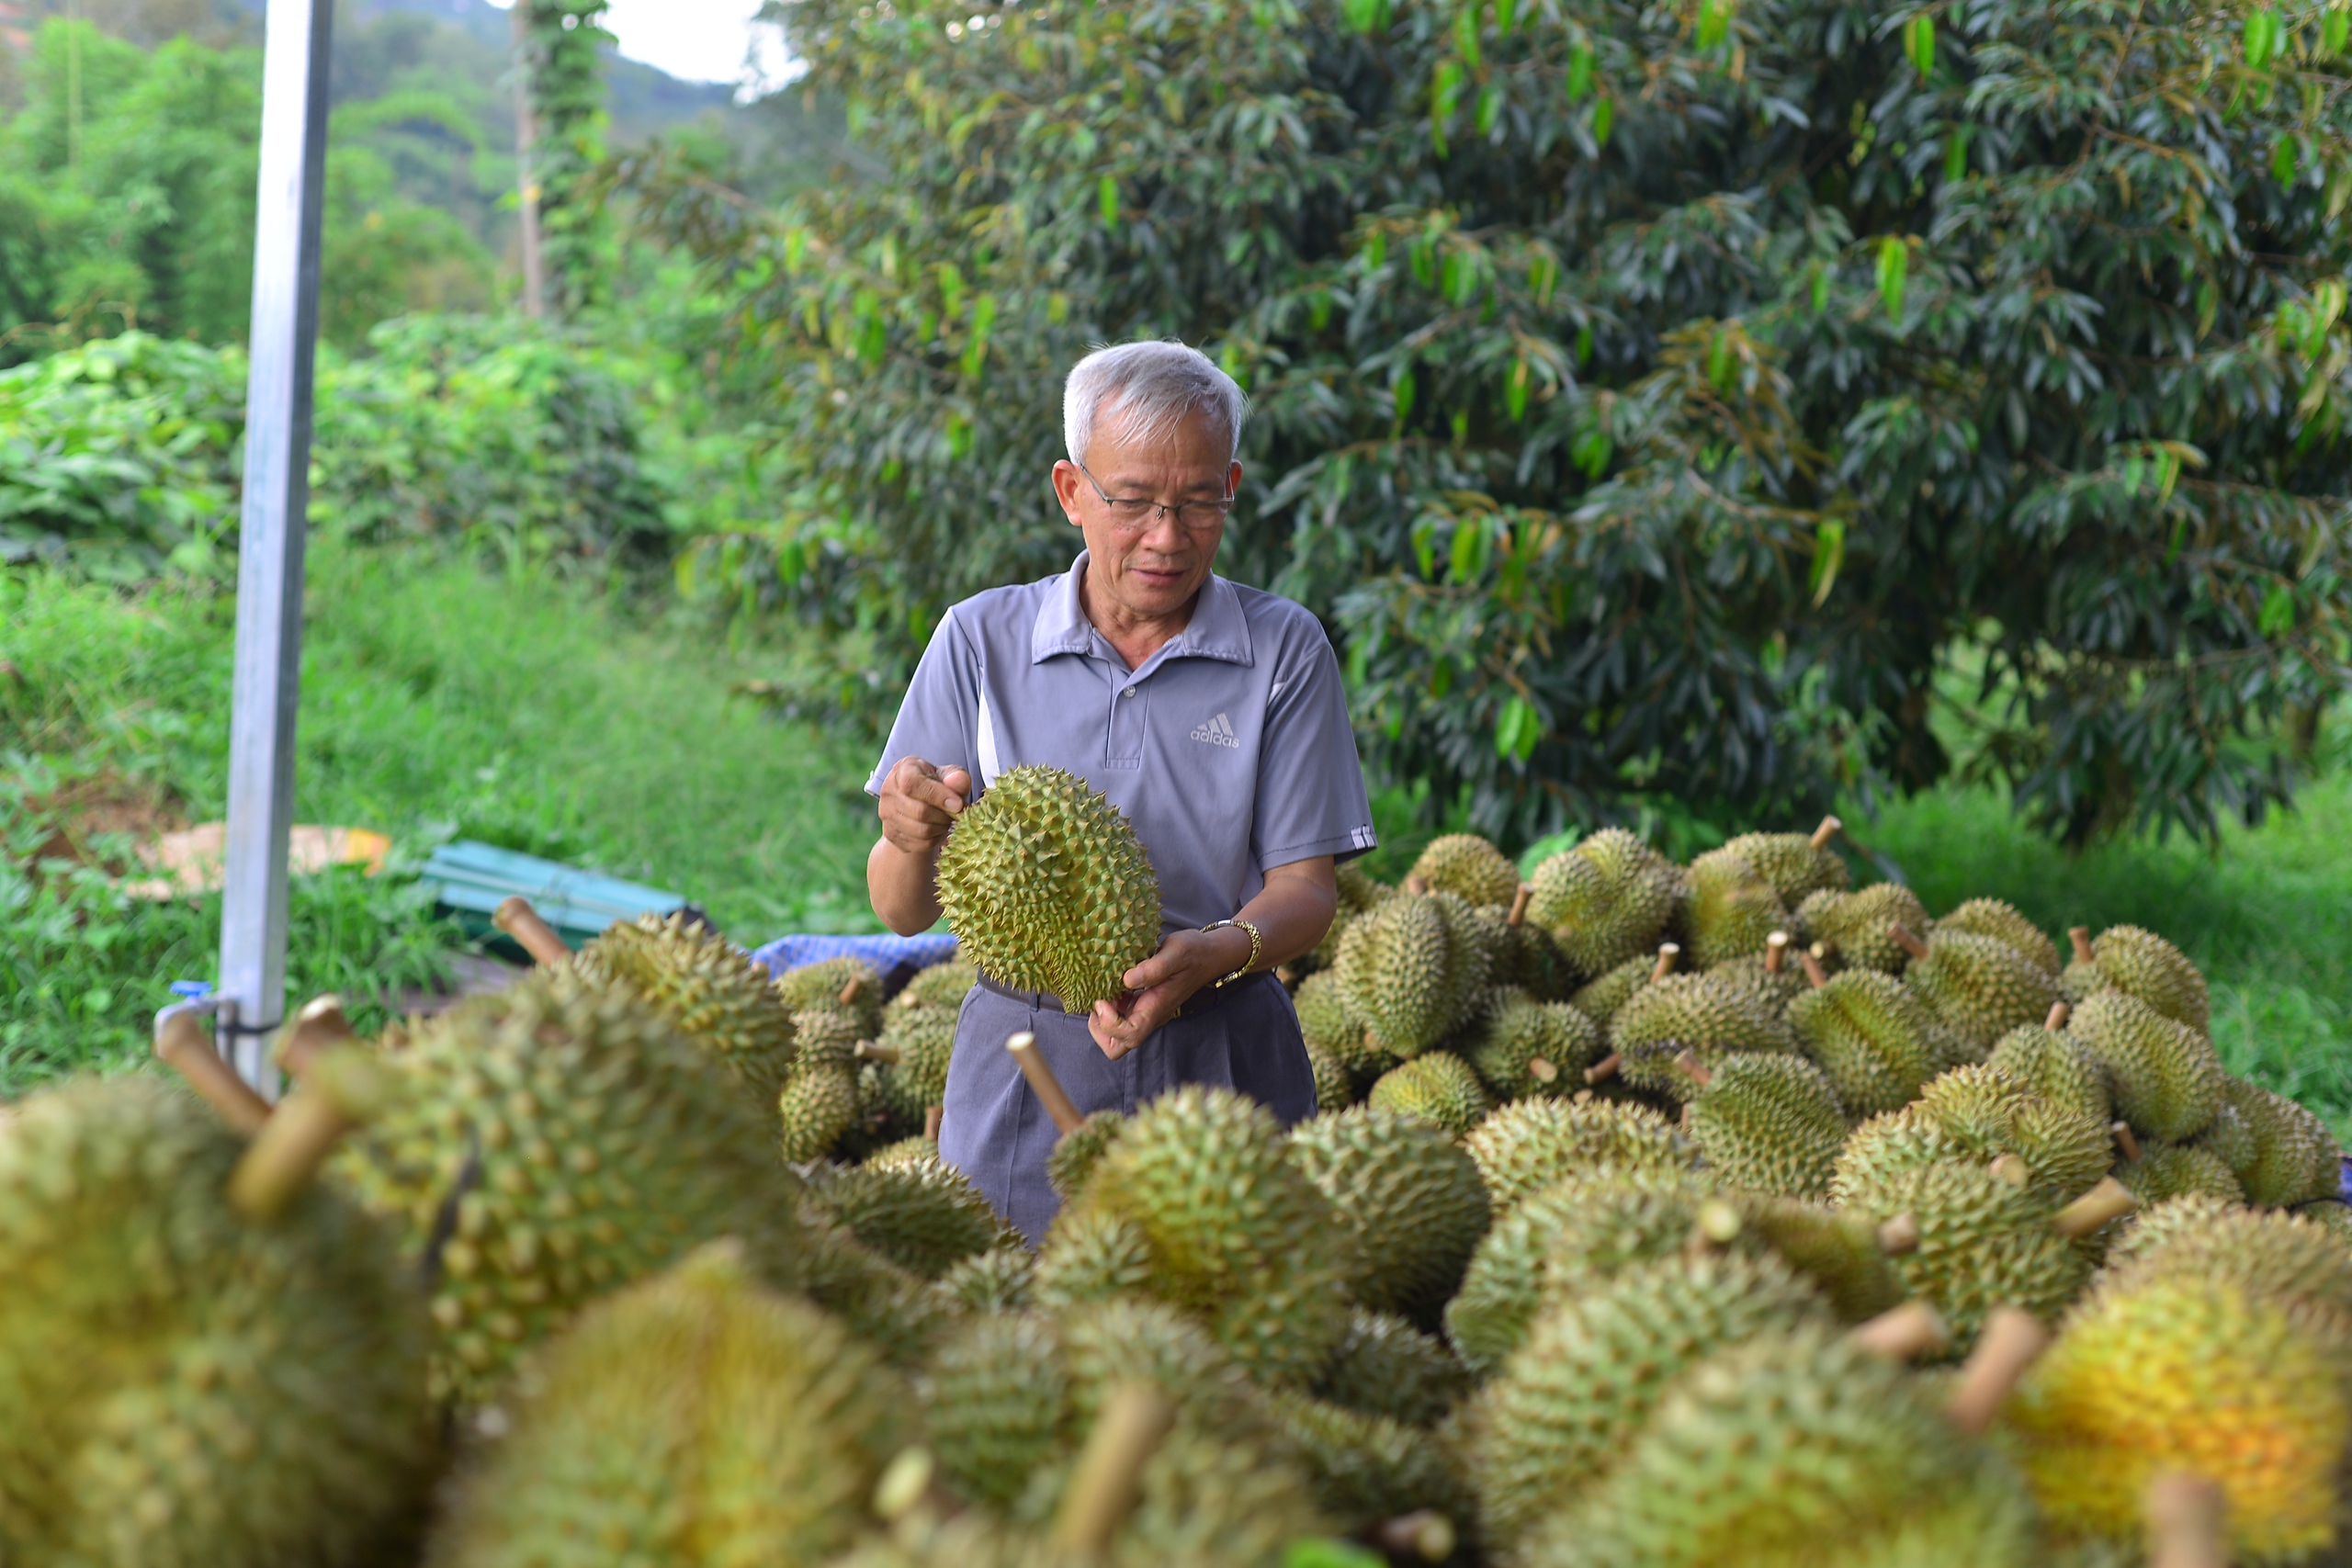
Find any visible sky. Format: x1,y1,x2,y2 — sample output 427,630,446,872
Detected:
485,0,797,92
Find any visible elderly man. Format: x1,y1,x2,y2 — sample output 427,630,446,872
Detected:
865,340,1377,1243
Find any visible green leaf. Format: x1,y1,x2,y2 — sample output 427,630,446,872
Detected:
1507,356,1532,421
2326,6,2349,56
1363,230,1388,271
1944,124,1973,183
2260,582,2296,636
1476,83,1505,134
1098,174,1121,224
1497,695,1540,761
1566,42,1594,100
1410,235,1438,288
1453,6,1483,70
1494,0,1519,37
1284,1540,1385,1568
1875,237,1907,320
1341,0,1385,32
1902,14,1934,77
1451,517,1490,581
1394,369,1418,425
1808,518,1846,605
1572,422,1612,478
1696,0,1732,51
1592,96,1614,145
1707,330,1736,392
2245,7,2280,67
1810,261,1832,313
1529,251,1558,306
2274,136,2299,186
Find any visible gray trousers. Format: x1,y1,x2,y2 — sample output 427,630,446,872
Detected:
936,972,1317,1247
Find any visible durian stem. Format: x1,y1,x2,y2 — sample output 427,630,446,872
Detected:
1849,1300,1950,1362
1672,1049,1713,1089
2143,1472,2228,1568
1889,923,1930,962
494,896,572,966
1798,947,1829,988
2044,1000,2073,1031
1765,931,1790,974
1048,1382,1176,1561
2069,925,2095,964
1583,1052,1622,1085
854,1039,902,1066
227,1086,355,1221
924,1104,944,1141
1403,874,1430,897
1876,1213,1921,1255
2053,1175,2139,1239
1988,1153,2031,1188
2110,1120,2143,1163
1947,1306,2052,1436
154,1007,271,1135
1508,883,1533,928
1526,1055,1558,1084
274,993,355,1078
1809,814,1844,851
1650,943,1680,982
839,974,868,1007
1374,1510,1458,1563
1006,1032,1086,1136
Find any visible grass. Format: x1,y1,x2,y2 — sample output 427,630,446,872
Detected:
1,542,880,1094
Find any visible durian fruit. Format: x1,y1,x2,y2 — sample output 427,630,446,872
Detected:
1986,1014,2113,1125
1705,931,1809,1017
1787,967,1938,1118
1679,1051,1849,1200
2073,923,2212,1033
1933,897,2061,974
1794,883,1931,974
864,1134,943,1168
777,953,887,1037
1410,832,1521,908
330,966,812,1406
1302,1040,1353,1112
576,912,800,1104
1724,1192,1906,1323
1305,861,1395,974
2009,1272,2347,1563
1719,818,1849,906
896,955,979,1011
0,1074,433,1568
1608,971,1797,1101
1828,1066,2112,1210
1833,1157,2095,1348
1463,1251,1830,1548
872,1003,957,1134
792,1204,960,1369
1260,1387,1477,1542
1565,946,1665,1028
811,1157,1021,1279
1366,1050,1491,1137
1896,925,2064,1056
933,763,1162,1014
426,1240,908,1568
1044,1110,1126,1206
2220,1076,2342,1207
1464,987,1604,1100
1681,847,1794,970
1488,903,1581,1002
2067,987,2225,1143
1291,970,1396,1087
1460,1094,1688,1212
778,1020,865,1166
1310,1309,1472,1427
1333,890,1492,1056
2101,1196,2352,1344
1286,1106,1491,1325
1519,1322,2041,1568
1052,1087,1354,1386
2112,1141,2245,1206
1526,828,1681,976
2301,1199,2352,1242
939,1245,1036,1313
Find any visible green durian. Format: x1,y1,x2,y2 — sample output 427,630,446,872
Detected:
1903,927,2063,1056
1410,832,1521,908
2300,1199,2352,1242
426,1241,906,1568
1286,1105,1490,1325
1723,1193,1905,1323
2068,987,2225,1143
1464,987,1604,1100
1986,1021,2113,1124
1932,897,2061,973
1334,890,1491,1056
1305,862,1395,974
2086,923,2211,1033
577,912,800,1105
792,1207,960,1369
1682,847,1793,970
2113,1141,2245,1206
1835,1158,2093,1349
1310,1309,1472,1427
873,1003,956,1132
813,1157,1020,1279
2100,1196,2352,1346
1609,972,1798,1101
1913,1062,2115,1201
1366,1050,1492,1137
1303,1040,1353,1112
331,966,811,1407
938,1244,1036,1313
1787,968,1938,1118
1566,948,1662,1028
1029,1206,1156,1307
1488,912,1581,1001
1464,1251,1831,1548
1044,1110,1126,1207
896,956,978,1011
1705,942,1809,1017
0,1075,433,1568
1526,828,1680,976
776,954,887,1036
1261,1387,1477,1540
863,1134,944,1168
922,1310,1072,1508
1459,1095,1688,1212
778,1059,863,1164
1683,1051,1849,1200
933,764,1161,1015
1718,824,1850,906
2222,1076,2342,1207
1293,971,1396,1084
1794,883,1930,974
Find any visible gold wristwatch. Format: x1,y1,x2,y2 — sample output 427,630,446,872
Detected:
1200,918,1262,988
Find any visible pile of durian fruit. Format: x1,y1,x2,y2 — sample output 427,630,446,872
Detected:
4,818,2348,1568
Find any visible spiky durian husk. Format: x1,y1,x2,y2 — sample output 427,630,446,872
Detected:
2100,1196,2352,1346
2113,1141,2245,1207
1460,1095,1689,1213
1787,968,1936,1118
933,764,1162,1015
2222,1075,2343,1207
1044,1110,1126,1207
1986,1022,2114,1124
1905,929,2064,1056
2067,987,2225,1143
1682,847,1793,970
1366,1051,1493,1138
2089,923,2211,1033
1793,883,1931,974
1261,1386,1479,1539
1334,891,1491,1057
811,1157,1020,1279
1464,987,1605,1100
1410,832,1521,908
1832,1158,2089,1350
1609,973,1798,1101
1566,949,1658,1028
875,1002,958,1130
1685,1052,1849,1200
332,966,810,1407
1286,1106,1492,1325
1706,947,1810,1018
1291,969,1396,1083
1912,1063,2115,1201
1304,862,1395,974
1932,897,2061,974
1526,828,1680,976
775,954,888,1035
2010,1274,2347,1563
1719,829,1850,906
896,956,978,1011
577,912,800,1105
938,1245,1036,1313
1303,1040,1354,1112
1309,1309,1473,1427
778,1062,862,1164
428,1242,905,1567
0,1076,434,1568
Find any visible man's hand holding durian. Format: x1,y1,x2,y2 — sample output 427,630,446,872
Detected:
1089,861,1337,1060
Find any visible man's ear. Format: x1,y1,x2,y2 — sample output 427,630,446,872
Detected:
1050,459,1087,525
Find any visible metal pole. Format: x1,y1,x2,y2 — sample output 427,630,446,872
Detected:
218,0,334,1099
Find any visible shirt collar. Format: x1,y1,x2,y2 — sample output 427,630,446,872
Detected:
1031,551,1254,669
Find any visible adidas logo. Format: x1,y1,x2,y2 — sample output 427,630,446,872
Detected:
1189,712,1241,750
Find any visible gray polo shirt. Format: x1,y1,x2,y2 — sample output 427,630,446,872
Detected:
867,551,1377,931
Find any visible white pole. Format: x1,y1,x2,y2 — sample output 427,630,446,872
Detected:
218,0,334,1098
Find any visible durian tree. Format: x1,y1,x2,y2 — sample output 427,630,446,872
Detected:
631,0,2352,848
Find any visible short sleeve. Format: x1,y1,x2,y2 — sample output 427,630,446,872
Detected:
1250,619,1378,869
866,608,982,797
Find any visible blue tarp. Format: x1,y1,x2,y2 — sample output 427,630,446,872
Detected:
749,933,960,998
421,840,688,946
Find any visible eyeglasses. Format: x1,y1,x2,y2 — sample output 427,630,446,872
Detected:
1076,458,1234,534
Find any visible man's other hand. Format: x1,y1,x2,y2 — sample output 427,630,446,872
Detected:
1087,924,1253,1060
876,757,971,856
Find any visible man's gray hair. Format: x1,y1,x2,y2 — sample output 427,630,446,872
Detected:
1063,340,1249,467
